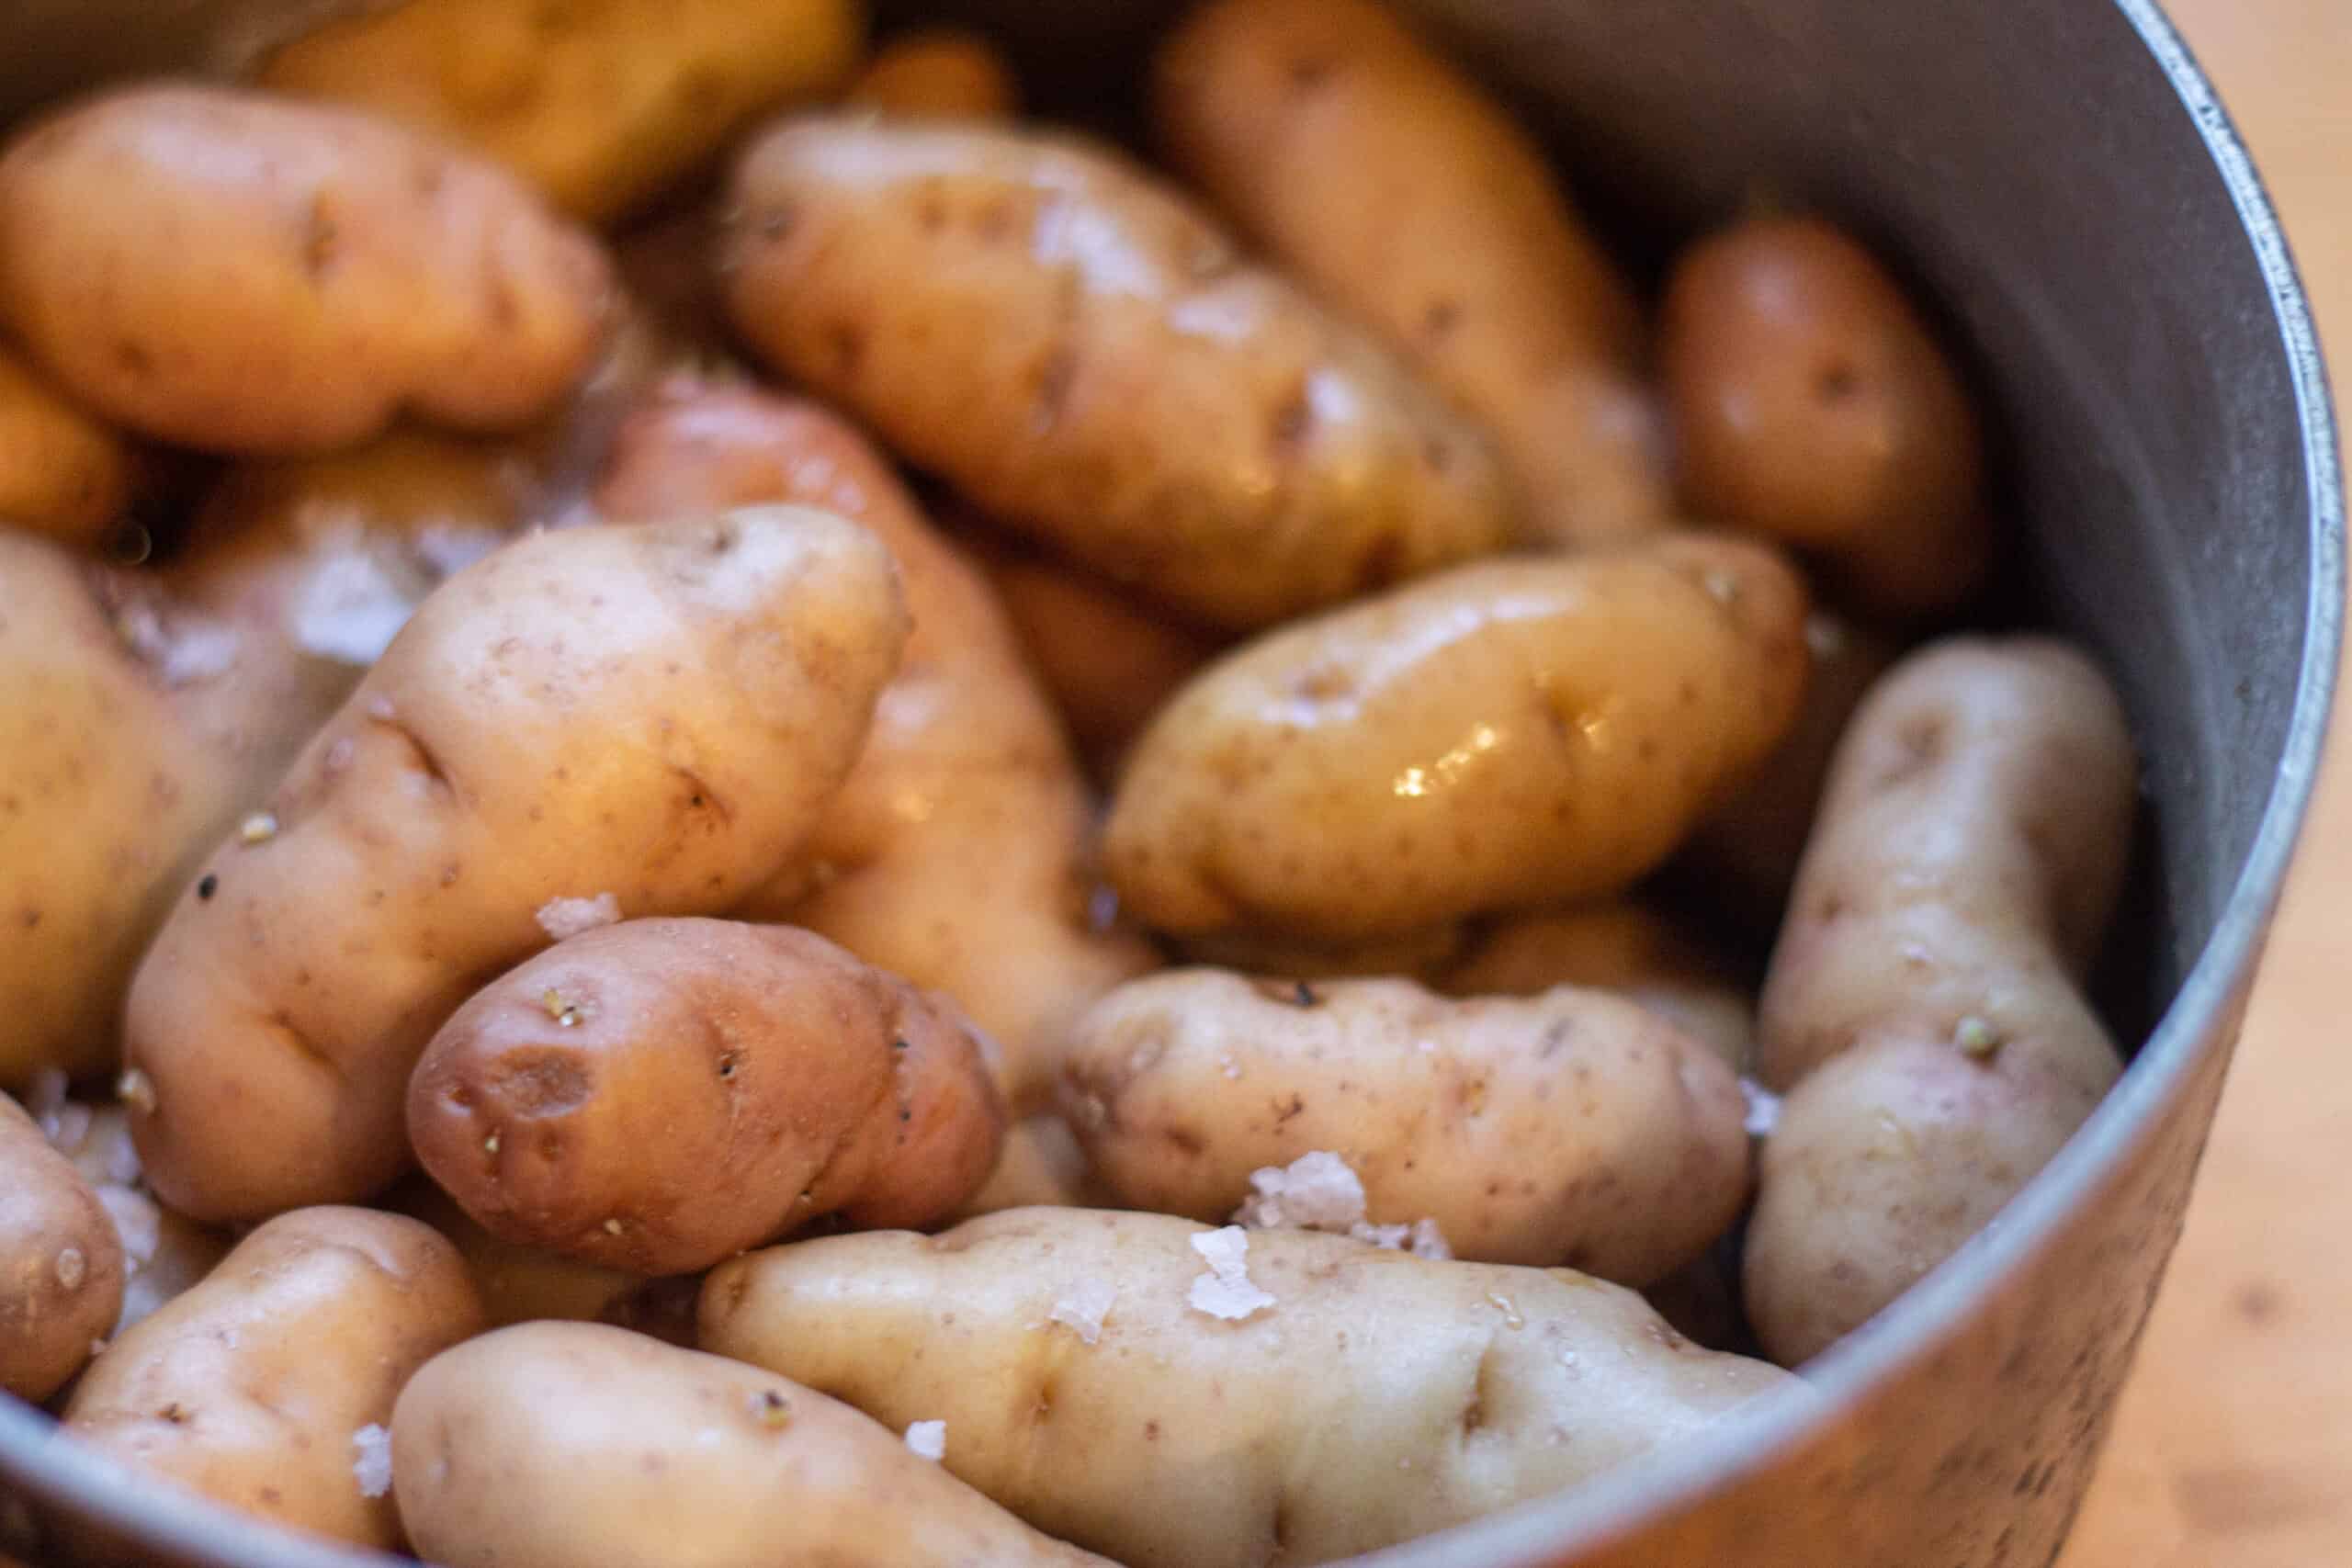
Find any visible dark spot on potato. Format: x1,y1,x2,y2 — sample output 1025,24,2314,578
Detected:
1272,1093,1306,1127
916,186,949,233
492,1051,594,1116
196,874,218,901
754,201,797,243
827,321,865,376
300,193,340,280
1815,359,1862,402
1029,346,1078,434
717,1053,740,1079
1422,299,1462,340
1354,529,1407,589
672,64,727,110
1268,389,1314,457
1160,1125,1205,1157
973,197,1020,243
259,1486,282,1506
1286,54,1336,91
1422,434,1455,474
2235,1280,2284,1325
114,340,153,377
1144,1419,1161,1441
158,1403,188,1425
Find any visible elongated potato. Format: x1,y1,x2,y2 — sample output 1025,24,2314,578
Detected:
1438,902,1755,1072
0,1095,125,1402
0,342,134,546
411,919,1003,1274
124,507,907,1223
1661,216,1991,621
393,1322,1115,1568
1155,0,1668,547
1060,971,1747,1282
849,28,1023,120
1104,534,1810,942
0,85,612,455
1746,639,2134,1363
703,1209,1799,1568
62,1207,481,1554
261,0,863,224
596,387,1157,1110
718,118,1512,629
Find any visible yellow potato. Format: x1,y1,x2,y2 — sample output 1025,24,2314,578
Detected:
123,507,907,1223
1060,971,1747,1282
718,117,1513,629
1660,215,1992,621
0,1094,125,1402
0,85,613,455
1103,534,1811,942
596,386,1157,1111
1438,902,1755,1072
1746,639,2135,1362
849,28,1023,120
62,1207,481,1554
702,1209,1800,1568
1155,0,1668,547
0,341,134,547
391,1322,1115,1568
261,0,863,223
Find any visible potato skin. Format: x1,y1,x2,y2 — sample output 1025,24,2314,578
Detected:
262,0,862,224
1155,0,1667,547
124,508,908,1223
596,387,1157,1110
412,919,1004,1274
0,85,612,455
0,1095,126,1402
703,1209,1799,1568
1745,639,2134,1363
1103,534,1810,942
1661,217,1990,621
718,118,1512,629
1060,971,1746,1282
62,1207,481,1554
0,343,134,546
850,28,1023,119
392,1322,1115,1568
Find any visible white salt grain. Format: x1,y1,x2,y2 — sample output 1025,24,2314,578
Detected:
1047,1277,1116,1346
351,1425,393,1498
904,1420,946,1461
1234,1151,1366,1231
293,546,414,666
1187,1226,1274,1321
537,893,622,942
1740,1078,1781,1139
96,1186,161,1268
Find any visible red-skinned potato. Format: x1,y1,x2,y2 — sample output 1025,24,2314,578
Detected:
0,1094,125,1402
0,341,135,547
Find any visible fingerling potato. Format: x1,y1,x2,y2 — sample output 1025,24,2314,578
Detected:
850,28,1023,120
0,1094,125,1402
0,342,135,547
718,117,1512,629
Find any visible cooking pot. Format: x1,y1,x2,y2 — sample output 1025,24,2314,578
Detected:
0,1,2337,1563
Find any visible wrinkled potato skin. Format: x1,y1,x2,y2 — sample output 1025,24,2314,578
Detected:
124,509,908,1223
1438,903,1754,1072
1679,610,1902,927
596,388,1157,1110
262,0,863,224
62,1207,481,1554
1061,972,1747,1282
1104,535,1810,942
1661,217,1989,621
719,118,1512,630
412,919,1004,1274
1155,0,1667,547
704,1210,1799,1568
393,1323,1115,1568
850,28,1023,120
1746,639,2134,1363
0,85,612,455
0,343,134,545
0,1096,125,1402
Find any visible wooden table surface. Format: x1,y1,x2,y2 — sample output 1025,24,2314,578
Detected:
2056,3,2352,1564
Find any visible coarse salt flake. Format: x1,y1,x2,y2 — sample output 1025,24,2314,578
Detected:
1740,1078,1781,1139
904,1420,946,1461
1047,1277,1116,1345
1234,1151,1366,1231
537,893,622,942
292,544,415,666
351,1425,393,1498
1187,1226,1274,1321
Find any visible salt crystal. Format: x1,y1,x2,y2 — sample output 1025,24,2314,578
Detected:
537,893,622,942
1740,1078,1781,1138
413,524,502,581
1047,1277,1116,1346
903,1420,946,1461
1234,1151,1366,1231
351,1425,393,1498
1408,1219,1453,1261
1186,1226,1274,1321
96,1187,161,1267
293,547,414,666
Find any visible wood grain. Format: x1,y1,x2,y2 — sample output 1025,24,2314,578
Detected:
2059,5,2352,1564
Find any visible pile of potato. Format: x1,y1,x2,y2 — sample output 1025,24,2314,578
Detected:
0,0,2143,1563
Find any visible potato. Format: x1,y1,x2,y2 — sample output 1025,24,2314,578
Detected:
1660,216,1991,621
123,507,908,1223
718,118,1512,630
0,85,613,455
1744,639,2134,1363
0,1094,125,1402
1155,0,1668,547
956,1113,1111,1218
261,0,863,224
411,918,1003,1274
387,1177,652,1330
61,1207,481,1554
850,28,1023,119
1438,902,1755,1072
392,1322,1116,1568
595,387,1157,1110
1678,608,1903,926
1104,534,1810,942
702,1209,1800,1567
0,342,134,547
1175,922,1468,984
1060,971,1747,1282
975,536,1220,780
